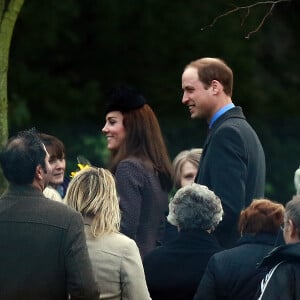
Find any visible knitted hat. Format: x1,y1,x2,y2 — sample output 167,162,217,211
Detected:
104,84,147,115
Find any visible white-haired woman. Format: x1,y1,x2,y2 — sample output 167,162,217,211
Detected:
64,167,151,300
143,183,223,300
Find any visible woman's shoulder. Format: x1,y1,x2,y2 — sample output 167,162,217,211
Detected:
119,157,144,167
89,232,140,255
108,231,137,245
117,157,153,174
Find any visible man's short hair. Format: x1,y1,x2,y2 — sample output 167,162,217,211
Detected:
285,195,300,238
186,57,233,96
167,183,223,231
0,128,46,184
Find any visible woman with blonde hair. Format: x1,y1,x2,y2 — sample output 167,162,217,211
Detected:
194,198,285,300
102,84,173,258
65,167,151,300
172,148,202,190
163,148,202,243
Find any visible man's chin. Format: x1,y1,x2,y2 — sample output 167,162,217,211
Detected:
190,110,203,119
52,180,63,186
190,112,199,119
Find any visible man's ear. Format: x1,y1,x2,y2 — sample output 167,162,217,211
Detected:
35,164,44,180
289,219,298,240
211,80,222,95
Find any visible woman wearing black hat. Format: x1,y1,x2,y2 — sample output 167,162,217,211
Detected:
102,84,173,258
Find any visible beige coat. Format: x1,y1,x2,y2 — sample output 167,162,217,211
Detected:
84,225,151,300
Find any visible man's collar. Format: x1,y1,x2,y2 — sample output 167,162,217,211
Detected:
209,103,235,129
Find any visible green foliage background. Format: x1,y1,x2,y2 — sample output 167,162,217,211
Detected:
7,0,300,203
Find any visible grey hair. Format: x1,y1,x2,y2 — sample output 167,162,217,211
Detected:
286,196,300,234
167,183,223,231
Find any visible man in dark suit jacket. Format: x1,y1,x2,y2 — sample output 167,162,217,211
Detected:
0,128,99,300
181,57,265,248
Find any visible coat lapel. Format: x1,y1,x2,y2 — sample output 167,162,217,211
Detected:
195,107,245,182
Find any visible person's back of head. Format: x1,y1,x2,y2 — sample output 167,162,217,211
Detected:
283,195,300,244
167,183,223,232
0,128,46,185
238,199,284,236
65,166,120,237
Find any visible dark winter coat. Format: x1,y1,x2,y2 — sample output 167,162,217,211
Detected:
256,242,300,300
193,233,279,300
143,229,223,300
196,107,266,248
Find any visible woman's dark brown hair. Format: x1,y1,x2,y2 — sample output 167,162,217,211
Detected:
38,133,65,160
109,104,173,192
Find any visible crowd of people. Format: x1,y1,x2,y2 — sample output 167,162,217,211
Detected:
0,57,299,300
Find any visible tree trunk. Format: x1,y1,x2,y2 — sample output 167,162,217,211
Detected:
0,0,24,194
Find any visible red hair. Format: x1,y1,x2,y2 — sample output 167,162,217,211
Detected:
238,199,284,235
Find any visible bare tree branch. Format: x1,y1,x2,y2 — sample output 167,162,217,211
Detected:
202,0,292,39
245,2,276,38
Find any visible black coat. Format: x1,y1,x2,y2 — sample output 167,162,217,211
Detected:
193,233,278,300
143,229,223,300
0,185,98,300
256,242,300,299
196,107,266,248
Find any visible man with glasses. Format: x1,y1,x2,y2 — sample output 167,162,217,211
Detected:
257,195,300,299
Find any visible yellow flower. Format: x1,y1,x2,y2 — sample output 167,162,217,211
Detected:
70,163,90,178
